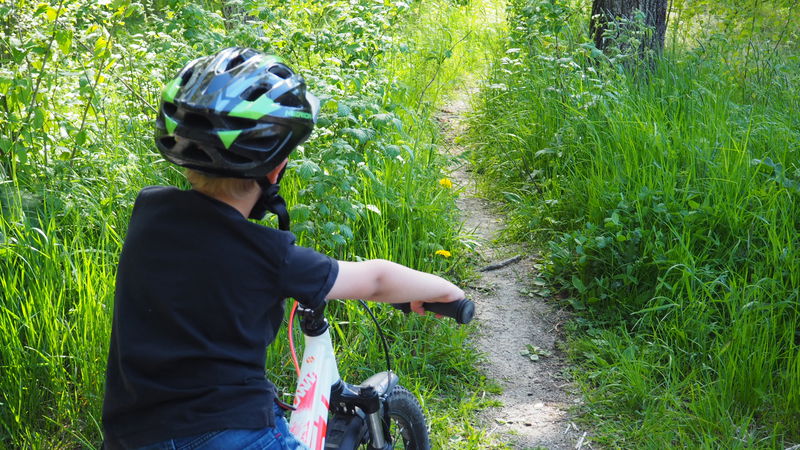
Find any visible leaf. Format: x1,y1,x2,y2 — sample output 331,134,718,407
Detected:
383,145,401,158
365,204,381,215
55,29,72,54
535,147,557,158
370,113,394,127
295,160,320,179
339,224,353,240
94,36,111,58
522,344,551,362
337,103,353,118
290,204,311,222
75,130,87,147
604,211,621,229
632,303,679,315
340,127,373,145
14,144,27,165
332,234,346,246
0,75,11,94
46,6,59,22
567,297,585,311
572,275,586,293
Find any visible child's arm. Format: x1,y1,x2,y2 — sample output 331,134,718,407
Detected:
325,260,464,314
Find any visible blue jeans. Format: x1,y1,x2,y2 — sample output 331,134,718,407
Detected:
137,404,308,450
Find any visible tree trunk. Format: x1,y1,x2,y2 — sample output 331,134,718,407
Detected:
590,0,667,56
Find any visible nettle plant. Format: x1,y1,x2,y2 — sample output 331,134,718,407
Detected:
288,76,430,256
5,0,462,284
1,0,429,240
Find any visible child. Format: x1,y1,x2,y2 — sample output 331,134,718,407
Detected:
102,47,464,449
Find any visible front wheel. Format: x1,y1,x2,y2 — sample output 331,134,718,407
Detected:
384,385,430,450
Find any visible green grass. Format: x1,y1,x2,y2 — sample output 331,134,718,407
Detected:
467,0,800,447
0,0,506,447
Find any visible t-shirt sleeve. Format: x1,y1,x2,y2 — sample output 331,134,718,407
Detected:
279,245,339,308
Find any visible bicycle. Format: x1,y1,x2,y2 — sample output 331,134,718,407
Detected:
286,298,475,449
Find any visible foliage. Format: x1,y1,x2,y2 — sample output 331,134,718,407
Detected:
0,0,505,447
468,0,800,446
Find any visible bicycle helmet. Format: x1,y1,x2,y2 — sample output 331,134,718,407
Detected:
155,47,319,178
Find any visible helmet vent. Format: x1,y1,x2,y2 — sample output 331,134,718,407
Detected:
223,116,257,130
180,69,194,85
242,86,270,101
159,136,177,149
163,102,177,117
183,113,214,131
277,94,302,108
219,150,251,164
242,136,280,151
268,64,292,79
226,55,246,72
182,144,213,162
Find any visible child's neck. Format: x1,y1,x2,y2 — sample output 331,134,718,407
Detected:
201,188,260,218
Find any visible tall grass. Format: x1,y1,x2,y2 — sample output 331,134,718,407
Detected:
467,0,800,446
0,0,505,447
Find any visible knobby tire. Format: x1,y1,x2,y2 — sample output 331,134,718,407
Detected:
383,385,430,450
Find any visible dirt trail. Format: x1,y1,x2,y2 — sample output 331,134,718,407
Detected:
438,89,589,449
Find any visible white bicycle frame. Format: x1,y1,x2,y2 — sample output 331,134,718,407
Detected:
288,326,340,449
285,298,471,449
287,302,400,450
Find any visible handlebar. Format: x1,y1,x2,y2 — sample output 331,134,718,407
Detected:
391,299,475,325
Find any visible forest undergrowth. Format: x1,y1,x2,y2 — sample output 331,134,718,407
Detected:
467,0,800,447
0,0,503,447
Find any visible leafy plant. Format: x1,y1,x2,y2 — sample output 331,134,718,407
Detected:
521,344,552,361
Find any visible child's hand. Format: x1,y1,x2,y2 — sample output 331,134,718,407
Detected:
406,298,474,323
410,300,427,316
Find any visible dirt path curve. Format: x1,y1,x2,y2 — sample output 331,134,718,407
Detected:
437,88,590,449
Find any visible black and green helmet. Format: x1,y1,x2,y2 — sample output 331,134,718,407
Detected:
155,47,319,178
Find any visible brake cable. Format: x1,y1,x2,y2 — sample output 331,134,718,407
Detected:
288,300,301,377
358,300,392,374
287,300,393,377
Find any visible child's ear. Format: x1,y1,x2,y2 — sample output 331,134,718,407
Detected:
266,158,289,184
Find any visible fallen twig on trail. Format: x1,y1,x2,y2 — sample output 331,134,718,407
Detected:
576,431,588,449
479,255,523,272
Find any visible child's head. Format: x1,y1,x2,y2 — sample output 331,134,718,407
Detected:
155,47,319,180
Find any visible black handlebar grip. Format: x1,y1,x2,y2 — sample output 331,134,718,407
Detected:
391,299,475,325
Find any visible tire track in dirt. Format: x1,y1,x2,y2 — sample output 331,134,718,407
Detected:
438,89,590,449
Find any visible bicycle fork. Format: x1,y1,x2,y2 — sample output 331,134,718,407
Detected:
327,373,399,449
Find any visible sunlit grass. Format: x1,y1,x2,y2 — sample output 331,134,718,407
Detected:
467,0,800,446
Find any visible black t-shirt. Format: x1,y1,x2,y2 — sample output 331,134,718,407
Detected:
102,186,338,448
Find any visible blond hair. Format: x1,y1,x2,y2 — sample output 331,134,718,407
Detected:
185,169,258,200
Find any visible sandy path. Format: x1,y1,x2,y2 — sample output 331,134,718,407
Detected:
438,89,590,449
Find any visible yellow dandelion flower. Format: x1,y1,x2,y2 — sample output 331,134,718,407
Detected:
435,250,451,258
438,178,453,189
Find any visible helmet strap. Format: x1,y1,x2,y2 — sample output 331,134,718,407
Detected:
248,166,290,230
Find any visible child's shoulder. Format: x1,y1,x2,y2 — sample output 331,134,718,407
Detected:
138,185,178,198
133,185,187,205
129,186,185,215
